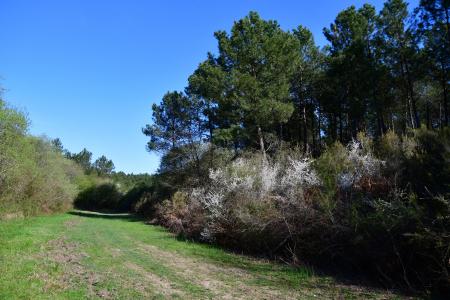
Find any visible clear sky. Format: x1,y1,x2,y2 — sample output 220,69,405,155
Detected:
0,0,419,174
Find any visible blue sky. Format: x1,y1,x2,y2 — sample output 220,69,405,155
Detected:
0,0,419,174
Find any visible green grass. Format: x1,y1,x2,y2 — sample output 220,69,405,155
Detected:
0,211,409,299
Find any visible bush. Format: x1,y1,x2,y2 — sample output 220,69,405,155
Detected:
0,100,84,217
74,183,122,211
157,151,322,253
118,183,154,212
152,131,450,294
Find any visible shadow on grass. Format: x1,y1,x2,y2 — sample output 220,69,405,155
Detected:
169,230,418,296
68,210,418,298
69,210,143,222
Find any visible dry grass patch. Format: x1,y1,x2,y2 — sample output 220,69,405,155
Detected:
124,261,187,298
37,236,113,298
136,243,299,299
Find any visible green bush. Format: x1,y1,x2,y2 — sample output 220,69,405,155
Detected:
0,100,84,218
74,183,122,211
118,183,153,212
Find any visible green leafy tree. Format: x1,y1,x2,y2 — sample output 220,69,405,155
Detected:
143,91,193,153
323,4,379,141
378,0,422,129
187,54,227,142
0,99,29,190
51,138,64,153
212,11,300,157
70,148,93,173
415,0,450,127
143,91,206,178
94,155,115,175
289,25,324,152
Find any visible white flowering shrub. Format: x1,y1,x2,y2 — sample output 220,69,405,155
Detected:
259,161,279,195
181,139,387,243
191,188,224,220
188,154,320,241
153,131,450,290
280,158,320,197
337,140,385,189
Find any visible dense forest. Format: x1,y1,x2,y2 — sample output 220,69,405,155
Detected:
138,0,450,295
145,0,449,154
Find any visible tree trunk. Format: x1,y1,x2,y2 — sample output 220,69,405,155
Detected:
390,110,395,132
311,106,316,155
339,105,343,143
377,114,383,136
404,60,420,128
332,113,337,141
400,58,418,129
442,73,449,127
317,104,322,149
207,101,214,141
302,105,308,153
257,126,266,161
279,124,283,141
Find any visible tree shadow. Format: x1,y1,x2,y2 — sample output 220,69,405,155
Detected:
164,231,421,297
68,210,143,222
67,210,423,298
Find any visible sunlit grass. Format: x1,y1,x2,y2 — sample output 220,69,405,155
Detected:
0,212,408,299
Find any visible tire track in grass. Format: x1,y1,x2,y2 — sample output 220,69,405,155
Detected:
36,217,114,299
135,243,298,299
124,262,186,298
57,212,410,299
68,214,212,299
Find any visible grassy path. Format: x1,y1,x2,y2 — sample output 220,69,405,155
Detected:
0,211,407,299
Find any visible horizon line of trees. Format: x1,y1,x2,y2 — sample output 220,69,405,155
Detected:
51,138,116,176
47,139,156,212
51,138,153,180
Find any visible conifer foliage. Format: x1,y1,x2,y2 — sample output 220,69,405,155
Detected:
143,2,450,294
